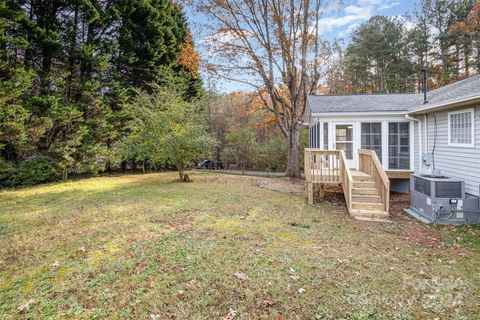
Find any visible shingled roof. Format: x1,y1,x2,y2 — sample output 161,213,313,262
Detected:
307,74,480,115
307,93,420,113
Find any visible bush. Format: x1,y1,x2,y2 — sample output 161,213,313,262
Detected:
13,157,54,186
0,158,15,186
221,128,258,171
257,134,287,172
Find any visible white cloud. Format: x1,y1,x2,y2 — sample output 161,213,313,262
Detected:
318,0,402,38
344,5,370,16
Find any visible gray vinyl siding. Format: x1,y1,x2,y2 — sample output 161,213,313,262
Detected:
414,121,420,173
418,105,480,196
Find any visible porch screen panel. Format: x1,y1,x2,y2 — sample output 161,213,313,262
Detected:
388,122,410,169
335,124,353,159
323,123,328,150
309,122,321,148
361,123,382,160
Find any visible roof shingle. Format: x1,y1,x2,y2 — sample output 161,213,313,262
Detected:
307,75,480,114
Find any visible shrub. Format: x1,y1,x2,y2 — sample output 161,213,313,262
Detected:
221,128,258,171
13,157,54,186
257,134,287,172
0,158,15,186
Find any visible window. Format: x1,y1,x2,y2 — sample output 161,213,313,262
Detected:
389,122,410,170
323,122,329,150
309,122,321,148
448,109,475,147
361,123,382,160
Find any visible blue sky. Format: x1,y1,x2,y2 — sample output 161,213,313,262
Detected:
184,0,416,92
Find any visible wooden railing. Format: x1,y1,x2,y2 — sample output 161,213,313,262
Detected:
358,149,390,213
304,149,353,213
339,150,353,214
304,149,343,183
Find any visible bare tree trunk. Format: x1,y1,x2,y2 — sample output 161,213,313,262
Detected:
178,165,185,182
286,125,301,178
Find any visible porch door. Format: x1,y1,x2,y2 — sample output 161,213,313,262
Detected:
334,123,355,167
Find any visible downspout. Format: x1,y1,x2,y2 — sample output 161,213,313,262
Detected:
405,113,422,174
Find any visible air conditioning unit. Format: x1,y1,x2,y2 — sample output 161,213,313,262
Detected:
407,174,480,224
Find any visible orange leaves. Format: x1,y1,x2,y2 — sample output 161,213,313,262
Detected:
177,32,200,76
449,1,480,37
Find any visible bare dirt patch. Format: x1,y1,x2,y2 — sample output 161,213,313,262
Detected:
252,177,305,195
253,176,445,248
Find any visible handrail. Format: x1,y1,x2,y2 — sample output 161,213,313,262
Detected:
358,149,390,213
338,150,353,214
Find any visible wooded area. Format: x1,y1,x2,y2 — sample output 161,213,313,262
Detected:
0,0,202,185
324,0,480,94
193,0,480,179
1,0,480,186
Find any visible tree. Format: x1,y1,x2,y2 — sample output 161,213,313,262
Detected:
0,0,202,186
115,0,188,91
221,127,258,172
195,0,328,178
116,81,215,182
450,0,480,75
344,16,415,93
0,1,33,162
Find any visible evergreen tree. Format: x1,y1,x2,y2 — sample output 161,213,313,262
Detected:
0,0,33,162
0,0,201,186
115,0,188,91
344,16,415,93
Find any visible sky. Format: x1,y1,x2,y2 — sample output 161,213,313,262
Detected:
184,0,417,92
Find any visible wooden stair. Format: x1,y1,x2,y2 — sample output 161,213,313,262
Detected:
350,170,388,218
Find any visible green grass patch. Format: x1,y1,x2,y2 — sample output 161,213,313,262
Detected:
0,172,479,319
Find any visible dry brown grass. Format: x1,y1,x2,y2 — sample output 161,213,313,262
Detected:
0,172,479,319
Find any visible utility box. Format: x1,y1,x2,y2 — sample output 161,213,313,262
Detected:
406,174,480,224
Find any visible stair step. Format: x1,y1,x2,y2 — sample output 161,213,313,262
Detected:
352,175,375,182
352,202,385,211
352,187,379,195
352,195,381,203
351,209,389,219
353,181,376,188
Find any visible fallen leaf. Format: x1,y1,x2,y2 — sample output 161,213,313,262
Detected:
18,300,34,313
222,308,237,320
135,264,144,275
262,300,274,307
234,272,250,281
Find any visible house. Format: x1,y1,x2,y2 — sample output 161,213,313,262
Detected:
304,75,480,221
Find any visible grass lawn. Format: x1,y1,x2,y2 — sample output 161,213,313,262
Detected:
1,172,479,319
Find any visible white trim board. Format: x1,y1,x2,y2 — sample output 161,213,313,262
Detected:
447,107,475,148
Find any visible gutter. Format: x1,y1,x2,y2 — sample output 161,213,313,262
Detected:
311,111,407,117
409,96,480,115
405,114,422,174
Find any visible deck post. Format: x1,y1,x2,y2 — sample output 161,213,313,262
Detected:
319,183,325,199
307,182,314,204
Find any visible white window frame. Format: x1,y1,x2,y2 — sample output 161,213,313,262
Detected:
448,108,475,148
387,121,411,171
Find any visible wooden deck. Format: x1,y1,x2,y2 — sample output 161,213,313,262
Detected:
386,170,413,179
305,149,390,218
